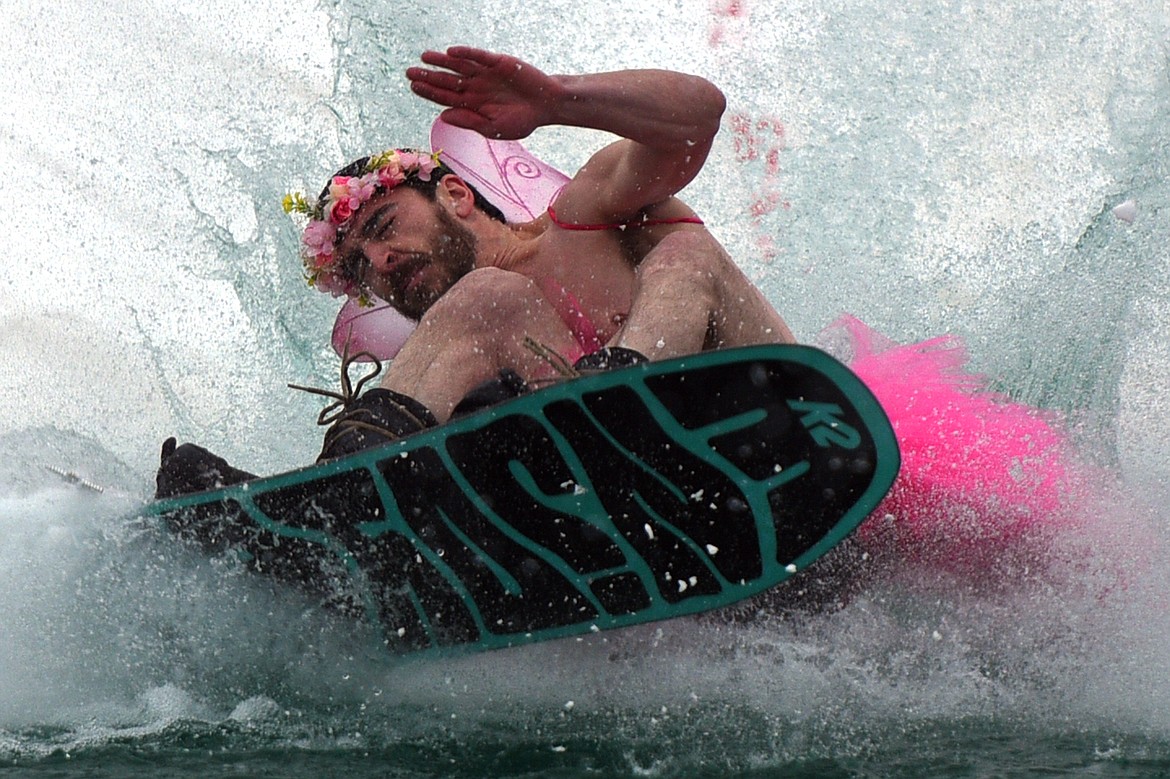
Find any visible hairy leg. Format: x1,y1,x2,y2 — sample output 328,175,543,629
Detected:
380,267,582,422
615,231,794,359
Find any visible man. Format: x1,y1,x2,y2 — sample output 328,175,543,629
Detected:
157,47,794,494
320,48,792,445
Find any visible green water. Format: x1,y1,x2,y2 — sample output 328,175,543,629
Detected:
7,725,1169,778
6,658,1170,777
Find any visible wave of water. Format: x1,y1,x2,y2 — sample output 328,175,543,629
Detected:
2,0,1169,775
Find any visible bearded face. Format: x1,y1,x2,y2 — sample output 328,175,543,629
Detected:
378,206,478,319
335,188,480,320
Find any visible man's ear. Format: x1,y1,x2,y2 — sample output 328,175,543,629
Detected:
436,174,476,218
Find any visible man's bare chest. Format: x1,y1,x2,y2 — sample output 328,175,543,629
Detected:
529,231,638,341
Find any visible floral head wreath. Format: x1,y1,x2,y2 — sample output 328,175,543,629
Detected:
282,149,443,301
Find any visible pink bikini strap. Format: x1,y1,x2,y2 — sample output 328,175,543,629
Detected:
550,283,604,357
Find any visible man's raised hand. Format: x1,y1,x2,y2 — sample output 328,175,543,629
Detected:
406,47,558,140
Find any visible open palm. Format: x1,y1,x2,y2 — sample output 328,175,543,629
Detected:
406,47,557,140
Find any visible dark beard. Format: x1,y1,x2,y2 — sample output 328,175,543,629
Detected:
393,206,479,320
433,206,478,285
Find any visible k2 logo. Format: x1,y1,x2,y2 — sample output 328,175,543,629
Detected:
787,401,861,449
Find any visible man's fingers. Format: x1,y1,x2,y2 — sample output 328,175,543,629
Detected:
443,46,501,69
406,67,465,93
419,47,496,77
437,107,495,136
418,50,465,73
409,79,467,107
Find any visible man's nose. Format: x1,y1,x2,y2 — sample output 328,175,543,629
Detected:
364,246,392,273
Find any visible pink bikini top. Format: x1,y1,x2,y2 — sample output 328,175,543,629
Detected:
545,206,706,357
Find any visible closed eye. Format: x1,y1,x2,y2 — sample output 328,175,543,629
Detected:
361,203,397,239
375,216,395,239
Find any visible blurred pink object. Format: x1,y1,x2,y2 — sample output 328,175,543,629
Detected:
829,315,1081,572
331,297,417,361
430,117,570,223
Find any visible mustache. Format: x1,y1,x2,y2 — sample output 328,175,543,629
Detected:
374,253,443,320
376,253,429,295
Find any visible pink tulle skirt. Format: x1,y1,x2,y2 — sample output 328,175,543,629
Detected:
825,316,1088,575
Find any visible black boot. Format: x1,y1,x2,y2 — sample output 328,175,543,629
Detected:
317,388,439,462
573,347,649,372
155,437,257,499
450,369,530,419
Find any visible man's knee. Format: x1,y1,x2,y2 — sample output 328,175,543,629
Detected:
416,267,546,337
637,231,728,300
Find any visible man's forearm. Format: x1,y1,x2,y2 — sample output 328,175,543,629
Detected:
544,70,726,151
406,47,727,214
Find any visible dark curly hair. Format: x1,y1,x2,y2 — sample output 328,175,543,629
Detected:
317,151,507,224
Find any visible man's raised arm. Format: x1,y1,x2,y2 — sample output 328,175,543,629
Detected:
406,46,726,222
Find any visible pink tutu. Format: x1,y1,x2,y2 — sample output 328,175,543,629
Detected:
825,316,1087,575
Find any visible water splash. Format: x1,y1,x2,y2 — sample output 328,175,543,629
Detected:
2,0,1169,774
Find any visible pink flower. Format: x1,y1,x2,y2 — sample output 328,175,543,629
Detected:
329,199,353,224
314,271,352,298
302,220,337,257
349,174,377,205
396,151,439,181
415,155,439,181
377,161,406,189
328,175,376,213
328,175,354,204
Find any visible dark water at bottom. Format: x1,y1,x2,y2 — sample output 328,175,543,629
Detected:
6,716,1170,778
